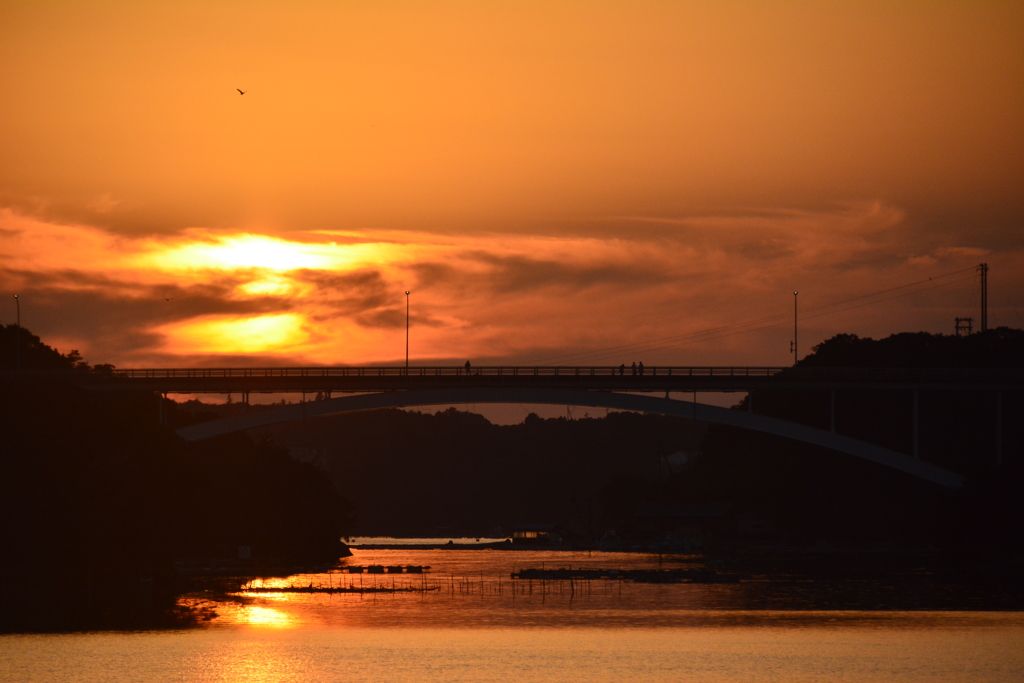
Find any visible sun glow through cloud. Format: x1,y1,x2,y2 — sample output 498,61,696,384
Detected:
2,202,1019,369
160,314,309,355
238,275,302,297
153,234,343,271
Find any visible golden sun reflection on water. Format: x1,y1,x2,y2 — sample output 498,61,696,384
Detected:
234,605,295,628
5,620,1024,683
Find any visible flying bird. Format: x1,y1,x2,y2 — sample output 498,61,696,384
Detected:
237,88,246,95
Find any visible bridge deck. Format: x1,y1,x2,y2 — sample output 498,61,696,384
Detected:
55,365,1024,394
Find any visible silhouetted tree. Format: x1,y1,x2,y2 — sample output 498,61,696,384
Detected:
0,327,353,631
0,324,86,371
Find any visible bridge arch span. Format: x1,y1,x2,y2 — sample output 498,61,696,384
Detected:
175,387,964,489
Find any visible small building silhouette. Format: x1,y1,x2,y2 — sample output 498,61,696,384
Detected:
511,524,560,545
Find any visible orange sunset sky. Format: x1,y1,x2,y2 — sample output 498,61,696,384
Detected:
1,1,1022,370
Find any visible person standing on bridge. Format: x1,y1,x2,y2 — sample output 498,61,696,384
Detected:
465,360,471,375
619,364,625,375
631,362,637,375
638,362,645,376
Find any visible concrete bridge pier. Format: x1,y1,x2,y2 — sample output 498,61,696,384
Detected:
912,390,919,460
830,389,835,434
995,391,1002,465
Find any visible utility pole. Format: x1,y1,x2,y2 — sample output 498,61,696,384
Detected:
792,291,799,365
978,263,988,332
405,290,411,369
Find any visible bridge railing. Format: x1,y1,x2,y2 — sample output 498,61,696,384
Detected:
108,366,790,379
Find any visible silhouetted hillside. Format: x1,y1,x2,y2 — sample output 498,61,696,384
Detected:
0,326,352,631
257,408,705,538
734,329,1023,475
675,329,1023,550
798,327,1024,368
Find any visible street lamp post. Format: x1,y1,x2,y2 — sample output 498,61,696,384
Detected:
792,290,799,365
405,290,411,369
13,294,20,371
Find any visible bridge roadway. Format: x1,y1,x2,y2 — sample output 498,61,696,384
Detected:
77,365,1024,395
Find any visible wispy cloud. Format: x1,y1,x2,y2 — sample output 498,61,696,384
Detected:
1,204,1019,367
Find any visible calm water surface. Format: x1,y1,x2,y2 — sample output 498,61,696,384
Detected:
3,548,1023,682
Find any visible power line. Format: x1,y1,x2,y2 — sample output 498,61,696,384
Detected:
524,266,979,365
555,274,976,365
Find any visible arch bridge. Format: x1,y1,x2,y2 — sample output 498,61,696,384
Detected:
73,364,1023,490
